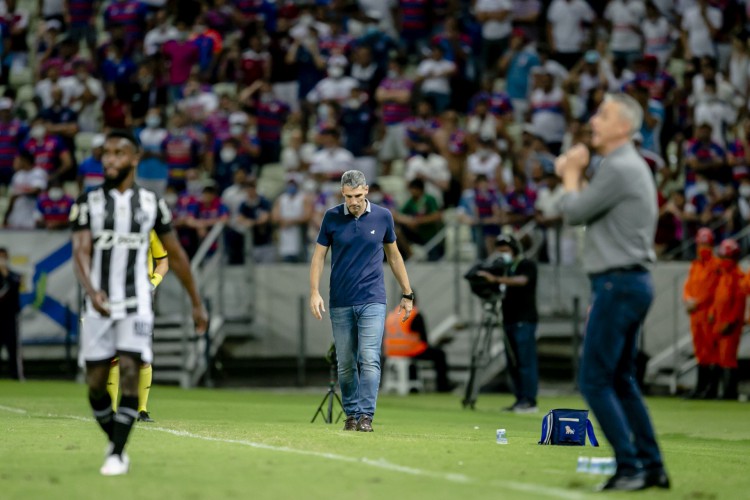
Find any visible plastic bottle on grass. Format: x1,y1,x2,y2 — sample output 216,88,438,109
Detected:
496,429,507,444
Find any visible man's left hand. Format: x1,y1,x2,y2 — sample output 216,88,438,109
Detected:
398,298,413,322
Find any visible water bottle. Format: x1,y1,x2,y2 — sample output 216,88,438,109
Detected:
589,457,617,475
576,456,590,473
496,428,508,444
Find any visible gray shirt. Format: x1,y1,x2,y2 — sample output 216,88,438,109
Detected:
559,143,657,274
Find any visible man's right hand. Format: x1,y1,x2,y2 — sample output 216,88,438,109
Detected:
193,303,209,336
310,291,326,320
91,290,111,316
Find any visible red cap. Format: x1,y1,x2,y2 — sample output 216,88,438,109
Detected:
718,239,741,260
696,227,715,246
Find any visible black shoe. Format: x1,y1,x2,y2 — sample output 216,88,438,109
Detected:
645,468,670,489
342,416,357,431
597,471,648,492
512,401,539,414
137,411,154,423
502,401,520,412
356,415,373,432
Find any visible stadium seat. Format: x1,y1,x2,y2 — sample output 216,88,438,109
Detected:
381,356,424,395
260,163,285,182
15,84,35,104
213,82,238,98
75,132,97,163
9,66,33,89
257,177,285,199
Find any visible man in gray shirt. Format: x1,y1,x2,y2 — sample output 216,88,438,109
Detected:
556,93,669,492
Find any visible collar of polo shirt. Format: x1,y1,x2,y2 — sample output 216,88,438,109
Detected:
343,198,372,216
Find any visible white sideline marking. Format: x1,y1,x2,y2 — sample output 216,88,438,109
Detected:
0,404,585,500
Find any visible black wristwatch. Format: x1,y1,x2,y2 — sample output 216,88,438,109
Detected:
402,292,415,301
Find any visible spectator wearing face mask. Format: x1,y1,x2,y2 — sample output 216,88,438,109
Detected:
376,56,414,174
210,112,260,192
309,128,355,194
137,108,169,196
415,45,456,114
4,151,47,229
36,181,74,230
466,136,504,189
272,178,313,263
21,117,73,185
236,178,276,263
78,133,105,193
124,64,169,128
306,61,359,106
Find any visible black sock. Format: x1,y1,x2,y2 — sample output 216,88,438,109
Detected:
111,395,138,456
89,390,114,440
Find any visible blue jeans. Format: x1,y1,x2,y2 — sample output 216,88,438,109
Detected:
330,303,387,419
504,322,538,405
580,271,663,473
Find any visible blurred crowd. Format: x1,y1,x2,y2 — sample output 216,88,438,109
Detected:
2,0,750,263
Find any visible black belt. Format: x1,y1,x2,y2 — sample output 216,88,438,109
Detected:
589,264,648,278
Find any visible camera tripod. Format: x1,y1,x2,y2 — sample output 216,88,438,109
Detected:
311,345,345,424
462,297,515,410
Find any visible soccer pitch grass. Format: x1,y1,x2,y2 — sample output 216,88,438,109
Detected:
1,381,748,500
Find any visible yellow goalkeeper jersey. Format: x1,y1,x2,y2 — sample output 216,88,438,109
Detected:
148,230,168,279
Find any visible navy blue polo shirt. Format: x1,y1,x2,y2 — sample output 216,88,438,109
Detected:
317,200,397,308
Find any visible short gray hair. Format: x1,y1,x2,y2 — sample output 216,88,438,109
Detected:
604,93,643,136
341,170,367,189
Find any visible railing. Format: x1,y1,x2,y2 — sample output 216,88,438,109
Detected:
178,222,227,388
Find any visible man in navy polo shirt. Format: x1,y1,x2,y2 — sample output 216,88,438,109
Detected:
310,170,414,432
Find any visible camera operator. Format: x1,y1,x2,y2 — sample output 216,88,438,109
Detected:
476,234,539,413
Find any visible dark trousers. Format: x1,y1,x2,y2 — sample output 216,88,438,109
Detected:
414,347,451,392
504,322,538,405
224,228,245,265
0,316,23,379
580,271,663,472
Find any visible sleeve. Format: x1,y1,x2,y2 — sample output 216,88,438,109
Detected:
153,196,174,235
316,211,333,247
69,193,90,232
383,209,397,243
149,230,168,259
559,160,629,226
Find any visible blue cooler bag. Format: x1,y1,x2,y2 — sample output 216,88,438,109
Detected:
538,409,599,446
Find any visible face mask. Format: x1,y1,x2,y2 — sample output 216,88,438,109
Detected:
740,185,750,197
387,70,398,79
328,66,344,79
139,76,153,87
693,181,709,195
317,104,329,121
302,179,317,193
48,187,64,201
30,125,46,140
220,146,237,163
299,13,314,26
260,93,272,104
478,148,491,158
369,193,383,204
77,73,87,82
248,126,258,136
365,24,379,35
286,184,298,195
499,252,513,264
146,115,161,128
230,124,245,137
345,98,360,108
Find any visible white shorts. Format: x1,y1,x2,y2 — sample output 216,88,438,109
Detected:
79,314,154,366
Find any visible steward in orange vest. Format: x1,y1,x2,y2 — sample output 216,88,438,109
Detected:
683,227,721,399
385,306,428,357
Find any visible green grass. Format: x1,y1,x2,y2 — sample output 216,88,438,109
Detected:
1,381,748,500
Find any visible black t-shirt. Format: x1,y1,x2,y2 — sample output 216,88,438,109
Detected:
501,259,538,324
239,196,272,246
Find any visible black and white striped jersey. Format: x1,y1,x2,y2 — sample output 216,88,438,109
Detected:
70,184,173,319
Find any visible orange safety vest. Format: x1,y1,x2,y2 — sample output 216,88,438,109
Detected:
384,306,428,357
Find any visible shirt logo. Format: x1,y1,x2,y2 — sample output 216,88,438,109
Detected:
94,230,148,250
370,230,375,234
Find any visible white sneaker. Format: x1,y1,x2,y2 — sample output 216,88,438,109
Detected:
100,453,130,476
